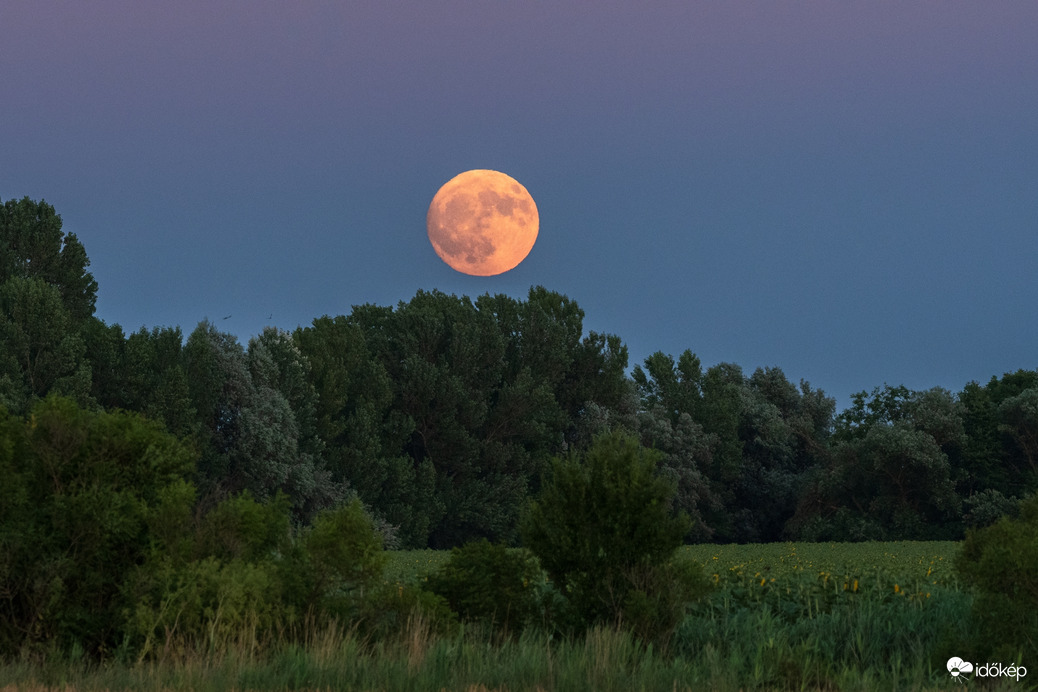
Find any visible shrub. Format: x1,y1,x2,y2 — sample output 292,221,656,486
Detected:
280,498,388,619
426,539,543,635
128,495,393,658
124,556,284,661
521,431,705,642
955,492,1038,662
124,490,297,660
617,558,710,648
0,397,194,657
196,491,293,562
357,582,458,641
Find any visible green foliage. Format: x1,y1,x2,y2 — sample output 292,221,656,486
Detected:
120,325,197,439
676,541,966,688
0,197,98,322
0,198,99,412
128,487,296,655
195,492,293,563
631,351,835,543
791,386,966,542
521,432,700,640
304,286,629,549
680,541,961,615
616,558,710,648
0,396,194,656
0,277,91,409
357,582,458,641
283,499,388,618
955,492,1038,662
834,384,913,441
294,314,436,547
0,393,392,661
0,612,968,692
185,321,346,520
962,488,1020,529
957,372,1038,503
126,494,394,661
4,542,971,691
350,289,550,547
998,388,1038,476
630,351,720,542
125,556,285,662
81,318,128,411
426,539,543,634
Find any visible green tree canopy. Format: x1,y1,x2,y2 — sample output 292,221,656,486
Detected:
185,321,345,519
0,197,97,321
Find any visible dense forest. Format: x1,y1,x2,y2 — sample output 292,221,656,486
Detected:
2,196,1035,550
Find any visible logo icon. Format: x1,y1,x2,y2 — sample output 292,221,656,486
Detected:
947,657,974,682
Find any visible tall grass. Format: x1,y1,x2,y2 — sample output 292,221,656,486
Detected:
0,602,991,691
1,541,1014,691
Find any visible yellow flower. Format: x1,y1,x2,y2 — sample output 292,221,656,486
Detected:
853,579,858,592
760,578,766,586
894,584,900,594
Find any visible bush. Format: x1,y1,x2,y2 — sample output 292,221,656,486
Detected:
127,495,395,660
617,558,710,648
521,432,706,643
357,582,458,641
426,539,543,635
955,492,1038,662
195,491,293,562
124,556,285,661
280,498,388,619
0,397,194,657
124,490,296,660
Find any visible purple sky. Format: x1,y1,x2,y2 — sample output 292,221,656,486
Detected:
3,1,1037,409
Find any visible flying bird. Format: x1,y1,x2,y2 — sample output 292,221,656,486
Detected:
222,315,232,320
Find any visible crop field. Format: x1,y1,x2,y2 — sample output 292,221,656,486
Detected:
679,541,960,611
383,541,965,632
668,542,975,687
3,542,1003,691
374,541,979,690
385,540,960,599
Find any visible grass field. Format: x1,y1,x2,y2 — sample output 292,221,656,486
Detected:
2,541,1013,691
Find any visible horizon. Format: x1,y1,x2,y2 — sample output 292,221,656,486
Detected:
4,1,1036,412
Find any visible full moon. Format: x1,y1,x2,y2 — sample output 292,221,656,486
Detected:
427,169,539,276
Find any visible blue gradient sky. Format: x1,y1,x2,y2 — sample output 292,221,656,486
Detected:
3,1,1037,409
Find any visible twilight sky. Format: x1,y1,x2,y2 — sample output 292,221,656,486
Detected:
3,1,1037,410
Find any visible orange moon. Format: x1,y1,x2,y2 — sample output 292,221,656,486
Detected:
427,169,539,276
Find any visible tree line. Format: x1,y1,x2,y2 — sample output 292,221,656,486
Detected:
2,196,1036,548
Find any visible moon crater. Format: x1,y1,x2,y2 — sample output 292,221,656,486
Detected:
427,170,538,276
